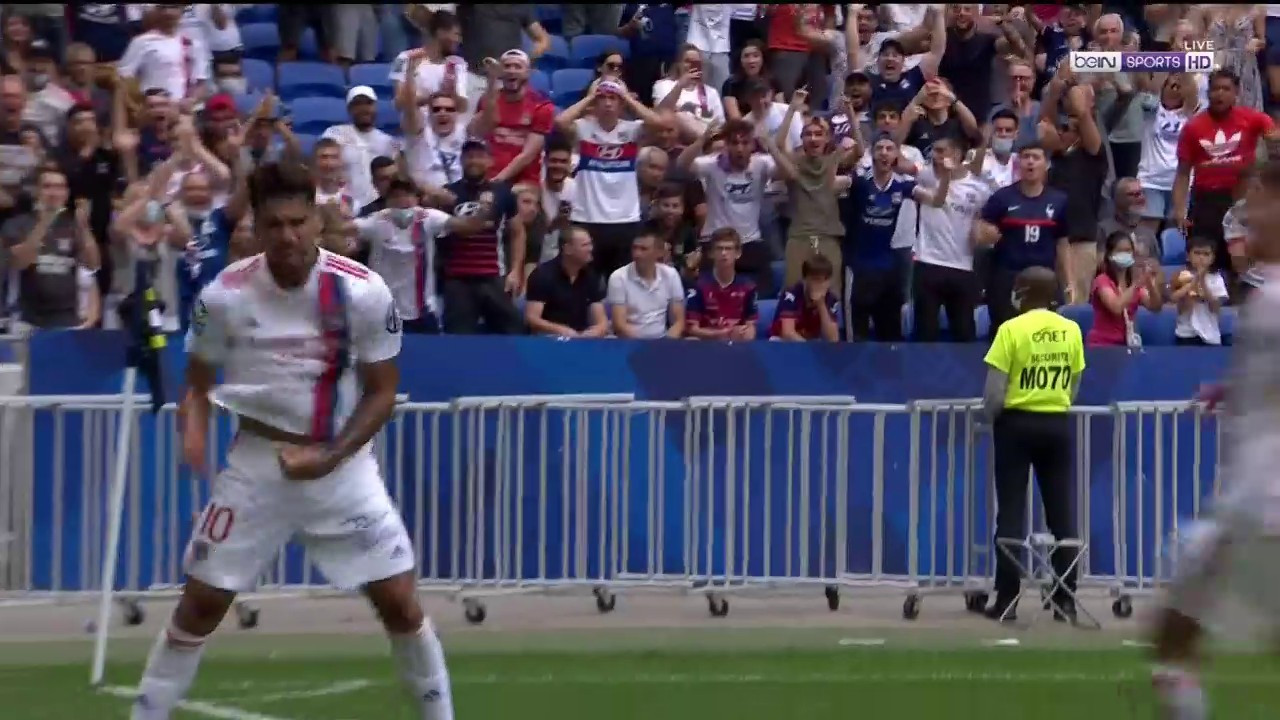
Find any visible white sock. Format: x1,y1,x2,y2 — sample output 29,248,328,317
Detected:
390,620,454,720
1151,664,1207,720
131,623,208,720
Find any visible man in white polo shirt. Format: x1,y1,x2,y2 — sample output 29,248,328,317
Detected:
607,225,686,338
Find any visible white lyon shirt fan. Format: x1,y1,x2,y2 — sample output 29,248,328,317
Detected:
389,52,470,114
118,29,210,100
692,152,777,243
914,165,993,272
320,124,402,211
539,176,577,262
354,209,451,321
183,250,415,592
404,124,468,188
571,117,643,224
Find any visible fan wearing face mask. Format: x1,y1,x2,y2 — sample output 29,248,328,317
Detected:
353,176,489,334
1084,230,1163,348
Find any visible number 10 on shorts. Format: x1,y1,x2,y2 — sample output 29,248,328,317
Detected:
198,503,235,543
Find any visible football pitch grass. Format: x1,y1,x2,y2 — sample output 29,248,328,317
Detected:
4,596,1280,719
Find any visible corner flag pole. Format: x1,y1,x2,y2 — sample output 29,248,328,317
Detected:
91,285,167,687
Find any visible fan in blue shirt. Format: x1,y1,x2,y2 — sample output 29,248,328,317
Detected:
842,133,955,340
618,4,679,106
973,143,1069,332
176,200,255,331
867,8,946,109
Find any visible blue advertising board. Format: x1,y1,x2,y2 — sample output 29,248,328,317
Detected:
20,332,1229,593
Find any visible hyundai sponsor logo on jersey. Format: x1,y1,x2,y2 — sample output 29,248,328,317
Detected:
578,140,639,173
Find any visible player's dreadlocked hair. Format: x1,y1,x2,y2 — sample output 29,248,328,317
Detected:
246,161,315,213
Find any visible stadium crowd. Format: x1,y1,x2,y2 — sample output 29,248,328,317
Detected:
0,3,1275,345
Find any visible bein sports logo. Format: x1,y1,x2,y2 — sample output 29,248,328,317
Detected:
1069,50,1215,74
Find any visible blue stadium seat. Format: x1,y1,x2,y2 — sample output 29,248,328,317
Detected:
1162,265,1186,281
756,299,777,339
298,27,321,60
232,92,264,116
1161,228,1187,266
526,34,571,73
235,5,277,24
241,23,281,63
1220,306,1238,343
529,69,551,96
1059,304,1094,340
376,100,401,135
569,34,630,68
294,133,320,157
350,63,394,99
974,304,991,340
1136,306,1177,346
551,68,594,107
535,5,563,35
240,58,274,93
288,98,348,135
277,61,347,101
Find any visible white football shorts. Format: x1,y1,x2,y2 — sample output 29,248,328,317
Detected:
1167,518,1280,628
184,432,416,593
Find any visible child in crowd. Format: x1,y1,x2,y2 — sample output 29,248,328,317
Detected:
1171,236,1230,346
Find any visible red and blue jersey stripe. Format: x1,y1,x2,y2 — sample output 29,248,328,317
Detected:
311,271,351,442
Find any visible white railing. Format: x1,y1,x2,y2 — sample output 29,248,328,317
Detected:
0,395,1222,627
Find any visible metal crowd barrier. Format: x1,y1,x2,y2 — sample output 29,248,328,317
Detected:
0,394,1223,625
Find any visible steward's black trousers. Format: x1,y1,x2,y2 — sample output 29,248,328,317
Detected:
991,409,1078,599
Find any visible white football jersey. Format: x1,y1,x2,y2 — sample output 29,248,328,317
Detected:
1218,265,1280,531
185,249,402,439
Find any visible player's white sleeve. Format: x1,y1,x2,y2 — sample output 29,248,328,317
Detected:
184,285,231,365
352,273,403,364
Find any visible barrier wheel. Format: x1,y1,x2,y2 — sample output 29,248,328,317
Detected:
593,587,617,613
235,603,260,630
463,599,487,625
824,585,840,611
963,590,988,614
121,600,145,627
903,594,921,621
1112,595,1133,619
707,594,730,618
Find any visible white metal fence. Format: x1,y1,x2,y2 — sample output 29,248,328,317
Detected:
0,395,1222,624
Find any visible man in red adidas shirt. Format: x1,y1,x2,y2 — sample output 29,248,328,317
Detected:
470,49,555,189
1172,69,1277,272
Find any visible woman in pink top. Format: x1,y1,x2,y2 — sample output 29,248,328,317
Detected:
1086,230,1164,347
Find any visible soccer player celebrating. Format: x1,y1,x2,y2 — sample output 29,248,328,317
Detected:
131,162,454,720
1150,160,1280,720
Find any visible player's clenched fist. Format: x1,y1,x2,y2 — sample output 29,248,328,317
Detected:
277,443,338,481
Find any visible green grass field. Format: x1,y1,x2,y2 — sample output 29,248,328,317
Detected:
5,627,1280,719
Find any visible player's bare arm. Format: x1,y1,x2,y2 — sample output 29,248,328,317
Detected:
278,359,400,481
180,356,217,474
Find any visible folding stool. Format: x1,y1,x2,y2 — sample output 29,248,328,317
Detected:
995,532,1101,629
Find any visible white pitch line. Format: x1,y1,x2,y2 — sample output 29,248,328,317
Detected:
981,638,1021,647
1121,639,1155,648
256,680,375,702
442,671,1280,686
100,685,296,720
837,638,886,646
